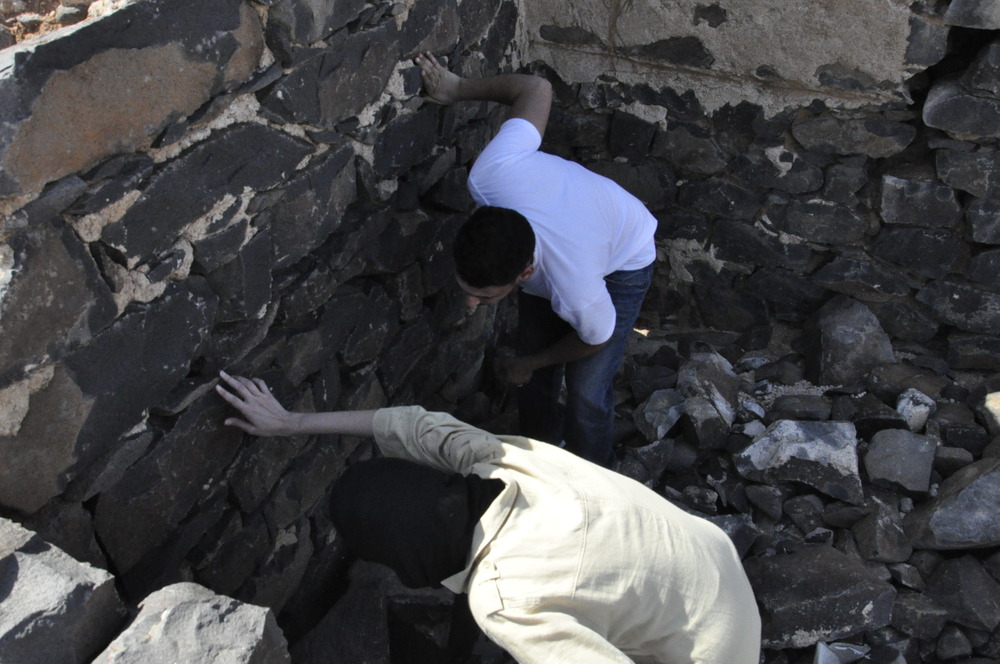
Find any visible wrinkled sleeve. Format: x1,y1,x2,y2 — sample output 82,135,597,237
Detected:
478,608,634,664
468,119,542,206
372,407,504,475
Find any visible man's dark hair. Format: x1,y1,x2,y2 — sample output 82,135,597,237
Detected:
453,206,535,288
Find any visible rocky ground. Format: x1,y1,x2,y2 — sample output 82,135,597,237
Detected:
1,0,94,45
290,298,1000,664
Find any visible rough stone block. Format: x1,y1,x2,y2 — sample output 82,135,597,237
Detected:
851,495,912,563
943,0,1000,29
650,121,729,176
969,248,1000,289
906,458,1000,549
374,107,441,178
873,227,965,279
0,219,116,387
270,440,345,530
269,145,357,270
879,175,962,228
744,545,896,649
0,0,263,198
0,518,125,664
94,397,243,574
339,284,399,366
609,110,656,161
260,23,400,129
733,419,864,504
734,142,823,194
458,0,504,47
378,315,436,396
677,177,760,220
399,0,461,57
948,333,1000,372
891,591,949,640
966,42,1000,97
777,200,869,245
968,197,1000,244
694,281,769,333
923,555,1000,631
867,300,940,344
92,582,290,664
811,255,912,302
916,277,1000,335
802,297,896,388
268,0,368,44
744,268,826,320
791,114,915,158
102,124,313,264
208,227,273,323
904,13,949,68
585,161,675,211
936,148,1000,198
711,219,814,271
0,282,216,515
924,79,1000,140
290,562,394,664
633,388,685,442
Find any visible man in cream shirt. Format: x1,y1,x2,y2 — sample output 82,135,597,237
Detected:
218,372,762,663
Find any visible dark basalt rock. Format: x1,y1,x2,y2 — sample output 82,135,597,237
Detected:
968,197,1000,244
924,78,1000,139
906,459,1000,549
873,227,966,279
744,545,896,649
102,124,313,264
879,175,963,228
943,0,1000,30
916,277,1000,335
791,114,916,158
775,200,869,245
936,147,1000,198
0,218,116,387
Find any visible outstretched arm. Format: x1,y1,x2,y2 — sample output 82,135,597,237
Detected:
216,371,376,438
415,51,552,138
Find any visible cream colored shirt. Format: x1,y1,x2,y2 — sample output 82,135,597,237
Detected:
373,407,761,664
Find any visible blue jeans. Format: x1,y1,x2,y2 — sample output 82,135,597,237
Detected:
516,263,653,467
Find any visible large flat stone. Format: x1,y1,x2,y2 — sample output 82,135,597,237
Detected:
0,518,125,664
0,218,116,387
906,458,1000,549
101,124,313,265
744,545,896,649
93,582,290,663
0,0,263,198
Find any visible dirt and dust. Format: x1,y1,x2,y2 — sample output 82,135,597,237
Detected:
1,0,90,44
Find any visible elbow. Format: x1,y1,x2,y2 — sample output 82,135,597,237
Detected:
533,76,553,102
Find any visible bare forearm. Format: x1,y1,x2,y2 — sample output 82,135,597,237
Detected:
415,52,551,136
456,74,551,108
522,332,607,372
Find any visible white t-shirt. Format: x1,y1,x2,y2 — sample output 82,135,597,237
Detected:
467,119,657,345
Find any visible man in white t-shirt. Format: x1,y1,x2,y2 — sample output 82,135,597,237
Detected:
415,52,657,467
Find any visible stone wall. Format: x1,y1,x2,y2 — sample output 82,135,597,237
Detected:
2,0,1000,662
527,1,1000,380
0,0,523,652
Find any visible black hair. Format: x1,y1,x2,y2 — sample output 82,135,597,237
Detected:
453,206,535,288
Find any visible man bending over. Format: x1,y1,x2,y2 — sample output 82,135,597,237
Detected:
217,371,761,664
416,52,658,467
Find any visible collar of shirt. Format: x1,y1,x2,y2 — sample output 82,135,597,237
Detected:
441,468,519,593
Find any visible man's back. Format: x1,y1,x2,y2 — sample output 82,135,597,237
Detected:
468,118,657,282
466,434,761,664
